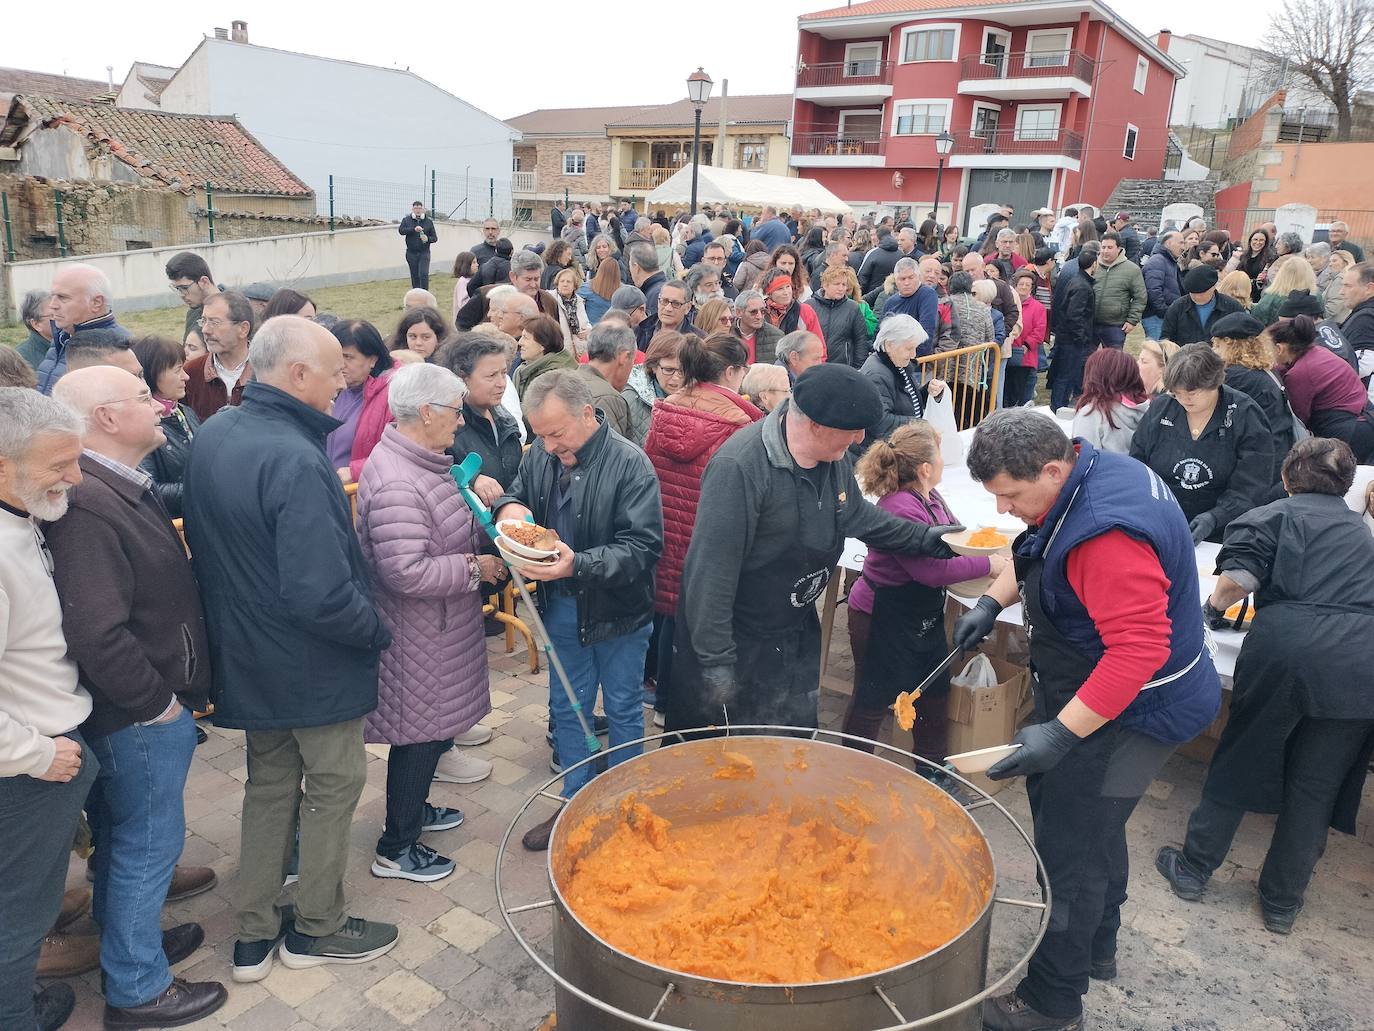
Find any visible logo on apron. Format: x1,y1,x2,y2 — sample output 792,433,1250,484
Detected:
1171,457,1215,490
790,567,831,608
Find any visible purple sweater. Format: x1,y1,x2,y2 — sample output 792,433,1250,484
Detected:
1281,344,1367,426
850,489,991,614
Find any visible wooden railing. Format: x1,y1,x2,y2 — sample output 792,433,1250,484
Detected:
619,167,678,191
915,342,1002,430
958,49,1094,82
796,60,894,88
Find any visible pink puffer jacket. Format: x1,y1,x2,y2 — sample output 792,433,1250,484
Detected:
357,426,489,745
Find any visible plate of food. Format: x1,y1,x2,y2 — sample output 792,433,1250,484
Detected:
496,519,561,561
943,525,1018,557
945,743,1021,774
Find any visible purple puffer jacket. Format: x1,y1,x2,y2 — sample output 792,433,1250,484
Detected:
357,426,490,745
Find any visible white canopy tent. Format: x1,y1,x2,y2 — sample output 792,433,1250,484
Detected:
645,165,850,215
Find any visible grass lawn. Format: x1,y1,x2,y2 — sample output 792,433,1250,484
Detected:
1,273,459,347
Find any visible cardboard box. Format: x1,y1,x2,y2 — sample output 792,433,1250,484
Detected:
944,653,1032,796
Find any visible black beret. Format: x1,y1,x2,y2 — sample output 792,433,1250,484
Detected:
1209,311,1264,339
1183,265,1219,292
791,363,882,431
1277,289,1325,319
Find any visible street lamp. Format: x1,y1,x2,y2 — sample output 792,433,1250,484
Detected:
932,129,955,224
686,67,714,217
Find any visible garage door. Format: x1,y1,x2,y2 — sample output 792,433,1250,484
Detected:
964,170,1053,229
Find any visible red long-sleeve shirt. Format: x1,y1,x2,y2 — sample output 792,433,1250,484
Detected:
1062,529,1174,720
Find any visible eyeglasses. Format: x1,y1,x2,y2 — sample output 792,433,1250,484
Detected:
658,365,684,378
197,316,236,328
718,315,734,326
99,390,158,409
659,297,687,309
428,401,465,416
744,307,766,317
170,283,194,294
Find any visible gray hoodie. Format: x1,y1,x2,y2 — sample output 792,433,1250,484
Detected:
1072,398,1149,454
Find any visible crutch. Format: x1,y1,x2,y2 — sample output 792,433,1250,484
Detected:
449,453,600,758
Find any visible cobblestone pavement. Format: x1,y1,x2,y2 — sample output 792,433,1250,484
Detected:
57,611,1374,1031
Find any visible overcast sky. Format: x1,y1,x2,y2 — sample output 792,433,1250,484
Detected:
4,0,1286,120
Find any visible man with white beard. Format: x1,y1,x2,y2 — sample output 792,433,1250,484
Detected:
0,387,93,1031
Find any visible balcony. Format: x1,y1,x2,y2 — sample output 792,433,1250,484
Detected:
947,128,1083,170
619,167,679,191
957,50,1094,100
789,130,887,168
795,60,894,106
512,171,536,194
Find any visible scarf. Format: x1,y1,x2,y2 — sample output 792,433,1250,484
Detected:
766,299,800,334
560,293,580,336
882,351,923,418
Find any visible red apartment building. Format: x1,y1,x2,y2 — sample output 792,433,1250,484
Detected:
791,0,1186,229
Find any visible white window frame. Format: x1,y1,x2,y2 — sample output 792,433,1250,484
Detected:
1133,56,1148,94
843,41,884,77
738,141,767,169
899,23,961,64
1123,123,1139,159
512,155,522,172
562,151,586,176
1025,28,1072,68
979,27,1011,73
890,98,953,136
1014,103,1061,141
838,107,884,137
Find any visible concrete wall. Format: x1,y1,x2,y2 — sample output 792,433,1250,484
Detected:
158,38,517,219
3,221,547,321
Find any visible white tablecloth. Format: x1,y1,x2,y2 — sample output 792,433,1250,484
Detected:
838,407,1371,681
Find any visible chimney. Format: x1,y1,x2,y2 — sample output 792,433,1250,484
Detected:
231,20,248,43
1156,29,1172,52
214,26,228,40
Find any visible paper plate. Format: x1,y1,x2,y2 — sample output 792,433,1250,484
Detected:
495,519,559,561
945,743,1022,774
495,535,557,568
943,526,1019,557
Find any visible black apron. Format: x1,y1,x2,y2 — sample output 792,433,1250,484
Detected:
855,491,951,710
668,469,841,734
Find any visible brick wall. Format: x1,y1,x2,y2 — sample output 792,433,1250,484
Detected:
531,135,613,201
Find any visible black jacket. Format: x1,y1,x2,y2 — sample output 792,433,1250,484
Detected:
449,400,523,489
1340,296,1374,372
805,294,870,368
856,351,923,452
1160,292,1245,345
1223,365,1292,484
139,402,201,518
1129,385,1274,537
858,236,902,295
184,383,391,730
1142,250,1184,318
496,416,663,646
471,241,499,266
1118,225,1143,263
1052,272,1097,351
399,215,436,253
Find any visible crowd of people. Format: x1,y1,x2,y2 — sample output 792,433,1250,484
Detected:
2,198,1372,1031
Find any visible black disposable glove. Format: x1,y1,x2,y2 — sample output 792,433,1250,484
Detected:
700,665,738,709
952,595,1003,652
1202,599,1230,631
986,718,1080,780
1188,512,1216,545
921,523,966,560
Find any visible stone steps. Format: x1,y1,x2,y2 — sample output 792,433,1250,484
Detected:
1103,178,1218,229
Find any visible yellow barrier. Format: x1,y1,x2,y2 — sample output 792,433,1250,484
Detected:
914,341,1002,430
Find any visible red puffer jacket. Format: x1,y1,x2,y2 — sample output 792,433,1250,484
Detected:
644,384,763,615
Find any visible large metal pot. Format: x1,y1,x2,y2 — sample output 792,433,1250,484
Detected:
545,735,998,1031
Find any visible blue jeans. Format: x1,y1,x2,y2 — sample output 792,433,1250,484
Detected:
1141,315,1164,340
88,708,196,1007
1095,323,1126,349
0,732,97,1030
545,594,652,798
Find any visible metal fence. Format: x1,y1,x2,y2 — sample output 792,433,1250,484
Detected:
328,172,532,227
1212,208,1374,250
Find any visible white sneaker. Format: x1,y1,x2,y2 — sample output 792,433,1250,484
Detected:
452,725,493,747
432,750,493,784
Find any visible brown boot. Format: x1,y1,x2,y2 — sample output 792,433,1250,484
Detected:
166,866,216,903
36,932,101,978
522,813,559,852
56,888,91,931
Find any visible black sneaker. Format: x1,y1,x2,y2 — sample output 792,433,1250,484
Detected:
981,990,1083,1030
279,916,399,969
1260,895,1302,935
231,905,294,983
34,983,75,1031
1154,846,1207,902
371,842,456,883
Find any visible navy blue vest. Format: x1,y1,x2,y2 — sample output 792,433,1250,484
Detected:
1015,440,1222,744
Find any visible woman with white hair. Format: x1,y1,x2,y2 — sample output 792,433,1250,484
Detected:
856,314,946,452
356,363,505,883
740,362,790,412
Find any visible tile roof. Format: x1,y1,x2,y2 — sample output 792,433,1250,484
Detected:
10,95,312,197
506,104,654,136
607,94,793,129
0,66,108,101
801,0,1037,20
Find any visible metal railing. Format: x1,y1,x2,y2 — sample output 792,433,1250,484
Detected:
796,60,894,88
915,342,1001,430
958,49,1094,82
947,128,1084,159
791,131,886,157
619,167,678,191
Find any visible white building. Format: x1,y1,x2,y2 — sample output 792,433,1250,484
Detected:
1155,31,1333,130
134,22,518,219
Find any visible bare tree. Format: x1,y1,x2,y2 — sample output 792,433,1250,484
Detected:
1267,0,1374,139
